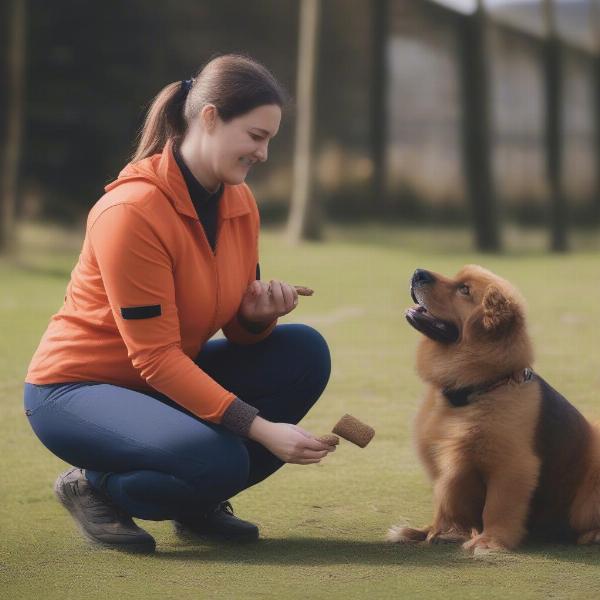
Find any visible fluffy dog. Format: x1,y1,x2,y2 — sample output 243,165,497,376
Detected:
387,264,600,553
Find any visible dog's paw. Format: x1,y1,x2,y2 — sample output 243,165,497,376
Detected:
386,524,429,543
462,533,508,554
577,529,600,545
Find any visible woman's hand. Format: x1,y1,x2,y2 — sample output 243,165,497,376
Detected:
238,279,301,328
248,417,336,464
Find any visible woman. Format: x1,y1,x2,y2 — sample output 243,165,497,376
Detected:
23,54,334,553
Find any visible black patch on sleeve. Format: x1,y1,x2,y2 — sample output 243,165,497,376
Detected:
256,263,261,280
120,305,162,320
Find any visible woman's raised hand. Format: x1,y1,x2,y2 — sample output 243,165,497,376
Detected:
238,280,312,327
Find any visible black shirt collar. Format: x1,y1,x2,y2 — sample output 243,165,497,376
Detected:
172,142,223,206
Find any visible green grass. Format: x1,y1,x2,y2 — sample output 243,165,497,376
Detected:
2,222,600,599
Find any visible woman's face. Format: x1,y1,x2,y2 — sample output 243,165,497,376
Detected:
204,103,281,186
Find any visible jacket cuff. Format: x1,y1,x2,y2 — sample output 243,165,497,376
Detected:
220,397,259,437
222,312,278,345
237,312,275,334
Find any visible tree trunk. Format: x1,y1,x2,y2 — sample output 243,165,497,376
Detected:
1,0,26,255
287,0,322,243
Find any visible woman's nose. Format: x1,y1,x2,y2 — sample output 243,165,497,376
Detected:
255,142,268,162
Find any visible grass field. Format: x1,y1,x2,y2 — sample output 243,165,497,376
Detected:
2,223,600,599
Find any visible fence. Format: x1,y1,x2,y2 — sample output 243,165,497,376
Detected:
2,0,599,252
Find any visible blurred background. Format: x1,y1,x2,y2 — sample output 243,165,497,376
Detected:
2,0,600,254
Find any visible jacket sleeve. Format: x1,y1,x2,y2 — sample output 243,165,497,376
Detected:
221,190,277,345
88,201,236,423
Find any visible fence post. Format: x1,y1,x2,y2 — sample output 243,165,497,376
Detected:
459,1,501,252
543,0,568,252
592,0,600,225
0,0,26,255
287,0,322,243
370,0,388,213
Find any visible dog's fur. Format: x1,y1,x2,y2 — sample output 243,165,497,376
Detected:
387,264,600,552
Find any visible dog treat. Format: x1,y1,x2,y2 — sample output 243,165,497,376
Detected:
293,285,314,296
317,434,340,446
332,414,375,448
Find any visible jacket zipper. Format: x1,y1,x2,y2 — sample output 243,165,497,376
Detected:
193,215,224,336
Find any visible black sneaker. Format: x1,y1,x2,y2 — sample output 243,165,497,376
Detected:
173,501,259,542
53,467,156,553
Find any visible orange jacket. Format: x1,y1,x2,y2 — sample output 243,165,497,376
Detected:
26,139,276,423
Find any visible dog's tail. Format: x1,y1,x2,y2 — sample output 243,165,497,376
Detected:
385,524,429,543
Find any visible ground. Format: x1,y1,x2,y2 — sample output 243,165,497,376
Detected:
1,223,600,599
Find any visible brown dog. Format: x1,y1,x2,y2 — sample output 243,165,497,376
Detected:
387,264,600,553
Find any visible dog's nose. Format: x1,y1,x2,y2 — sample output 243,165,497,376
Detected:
412,269,436,287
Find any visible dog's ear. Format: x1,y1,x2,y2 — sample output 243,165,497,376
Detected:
481,285,517,331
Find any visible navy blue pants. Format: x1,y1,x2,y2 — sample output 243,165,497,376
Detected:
23,324,330,521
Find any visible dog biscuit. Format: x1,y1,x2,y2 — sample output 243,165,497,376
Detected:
293,285,314,296
317,434,340,446
332,414,375,448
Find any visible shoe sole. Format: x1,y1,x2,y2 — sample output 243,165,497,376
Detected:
53,471,156,554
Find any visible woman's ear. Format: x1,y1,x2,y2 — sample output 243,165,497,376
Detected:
200,104,218,132
482,285,518,331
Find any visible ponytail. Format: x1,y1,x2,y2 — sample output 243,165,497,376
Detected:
131,54,287,163
131,81,188,162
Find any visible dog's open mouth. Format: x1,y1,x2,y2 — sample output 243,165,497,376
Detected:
405,294,459,344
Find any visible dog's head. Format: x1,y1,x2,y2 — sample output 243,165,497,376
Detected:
405,264,534,388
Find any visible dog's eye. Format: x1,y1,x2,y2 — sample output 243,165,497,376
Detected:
458,284,470,296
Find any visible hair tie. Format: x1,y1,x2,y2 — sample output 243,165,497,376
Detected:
180,78,195,95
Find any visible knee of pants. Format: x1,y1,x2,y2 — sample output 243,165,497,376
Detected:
186,434,250,500
284,324,332,393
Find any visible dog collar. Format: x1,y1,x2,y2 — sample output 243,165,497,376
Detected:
443,367,534,408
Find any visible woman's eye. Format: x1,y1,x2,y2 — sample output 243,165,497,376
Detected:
458,284,470,296
249,133,263,142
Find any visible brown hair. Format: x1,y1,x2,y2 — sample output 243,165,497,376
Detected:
131,54,287,162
